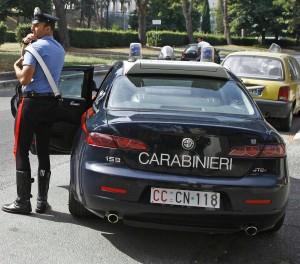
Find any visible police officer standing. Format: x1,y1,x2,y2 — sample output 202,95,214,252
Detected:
2,7,65,214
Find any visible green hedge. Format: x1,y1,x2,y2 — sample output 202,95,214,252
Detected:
12,25,298,48
147,30,188,46
231,36,257,46
5,31,17,42
264,37,298,47
0,22,7,46
193,33,227,45
15,24,32,43
69,28,139,48
147,31,260,47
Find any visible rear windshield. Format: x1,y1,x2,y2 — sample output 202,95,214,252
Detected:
223,55,284,80
107,75,256,116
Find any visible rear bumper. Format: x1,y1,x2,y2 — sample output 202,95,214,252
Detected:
75,161,289,233
85,195,286,233
255,99,293,118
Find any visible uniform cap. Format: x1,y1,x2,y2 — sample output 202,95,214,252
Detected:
32,7,58,24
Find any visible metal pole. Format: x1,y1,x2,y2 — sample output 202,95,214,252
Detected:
155,25,157,47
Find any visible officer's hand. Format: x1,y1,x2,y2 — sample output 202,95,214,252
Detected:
22,33,37,45
14,57,23,69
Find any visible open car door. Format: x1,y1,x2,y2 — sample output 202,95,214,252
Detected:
47,66,95,154
11,66,95,155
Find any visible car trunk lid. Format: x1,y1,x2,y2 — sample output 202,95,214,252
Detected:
104,111,282,178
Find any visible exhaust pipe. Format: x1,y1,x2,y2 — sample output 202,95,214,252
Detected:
244,226,258,236
107,213,120,224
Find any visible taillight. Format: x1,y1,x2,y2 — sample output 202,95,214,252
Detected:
278,86,289,101
81,107,95,134
80,108,147,151
229,144,285,158
86,132,148,151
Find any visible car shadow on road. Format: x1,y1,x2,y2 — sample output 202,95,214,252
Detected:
30,183,299,264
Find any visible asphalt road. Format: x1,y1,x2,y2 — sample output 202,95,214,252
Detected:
0,95,300,264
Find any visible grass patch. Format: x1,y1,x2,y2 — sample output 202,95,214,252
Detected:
64,54,116,66
0,52,19,72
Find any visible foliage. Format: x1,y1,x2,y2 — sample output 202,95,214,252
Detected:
228,0,284,41
0,0,51,20
69,28,139,48
215,0,224,34
15,24,32,43
147,0,186,31
0,21,7,46
147,30,188,46
194,32,227,45
201,0,211,33
129,0,201,32
5,31,16,42
273,0,300,41
146,30,258,47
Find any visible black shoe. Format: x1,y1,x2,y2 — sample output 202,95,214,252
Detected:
36,170,51,214
35,200,51,214
2,200,32,214
2,171,33,215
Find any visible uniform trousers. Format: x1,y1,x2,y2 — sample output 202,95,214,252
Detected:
14,96,59,172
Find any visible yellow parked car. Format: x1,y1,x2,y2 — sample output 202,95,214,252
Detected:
222,51,300,131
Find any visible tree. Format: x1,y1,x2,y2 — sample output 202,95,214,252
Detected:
0,0,15,21
181,0,193,43
228,0,283,44
129,0,200,33
201,0,210,33
274,0,300,43
135,0,149,46
0,0,51,21
223,0,231,44
215,0,224,34
52,0,70,50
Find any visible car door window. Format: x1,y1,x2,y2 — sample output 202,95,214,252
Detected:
288,59,298,81
59,70,85,98
290,57,300,80
94,62,122,109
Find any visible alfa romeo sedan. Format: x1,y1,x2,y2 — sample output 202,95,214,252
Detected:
13,60,289,235
222,51,300,131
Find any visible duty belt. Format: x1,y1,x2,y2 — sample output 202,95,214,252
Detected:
22,91,55,98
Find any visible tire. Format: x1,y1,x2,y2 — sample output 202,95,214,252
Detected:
281,110,293,132
266,214,285,233
68,189,92,217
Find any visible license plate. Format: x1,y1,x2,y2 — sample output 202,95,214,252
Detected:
150,187,220,209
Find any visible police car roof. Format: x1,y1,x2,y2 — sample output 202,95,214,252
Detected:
123,60,230,79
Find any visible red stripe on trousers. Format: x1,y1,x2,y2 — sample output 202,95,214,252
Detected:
13,98,24,158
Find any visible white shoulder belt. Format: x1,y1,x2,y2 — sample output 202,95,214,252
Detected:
25,45,61,96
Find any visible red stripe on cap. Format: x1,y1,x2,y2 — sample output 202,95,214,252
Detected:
13,98,24,159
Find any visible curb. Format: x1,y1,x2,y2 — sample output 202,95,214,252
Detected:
0,79,18,89
0,71,15,80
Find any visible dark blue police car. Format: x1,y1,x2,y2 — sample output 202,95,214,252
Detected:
15,60,289,235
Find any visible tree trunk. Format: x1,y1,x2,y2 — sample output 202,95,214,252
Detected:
181,0,193,43
94,0,100,26
100,2,104,28
52,0,70,50
223,0,231,45
261,29,266,45
136,0,149,46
